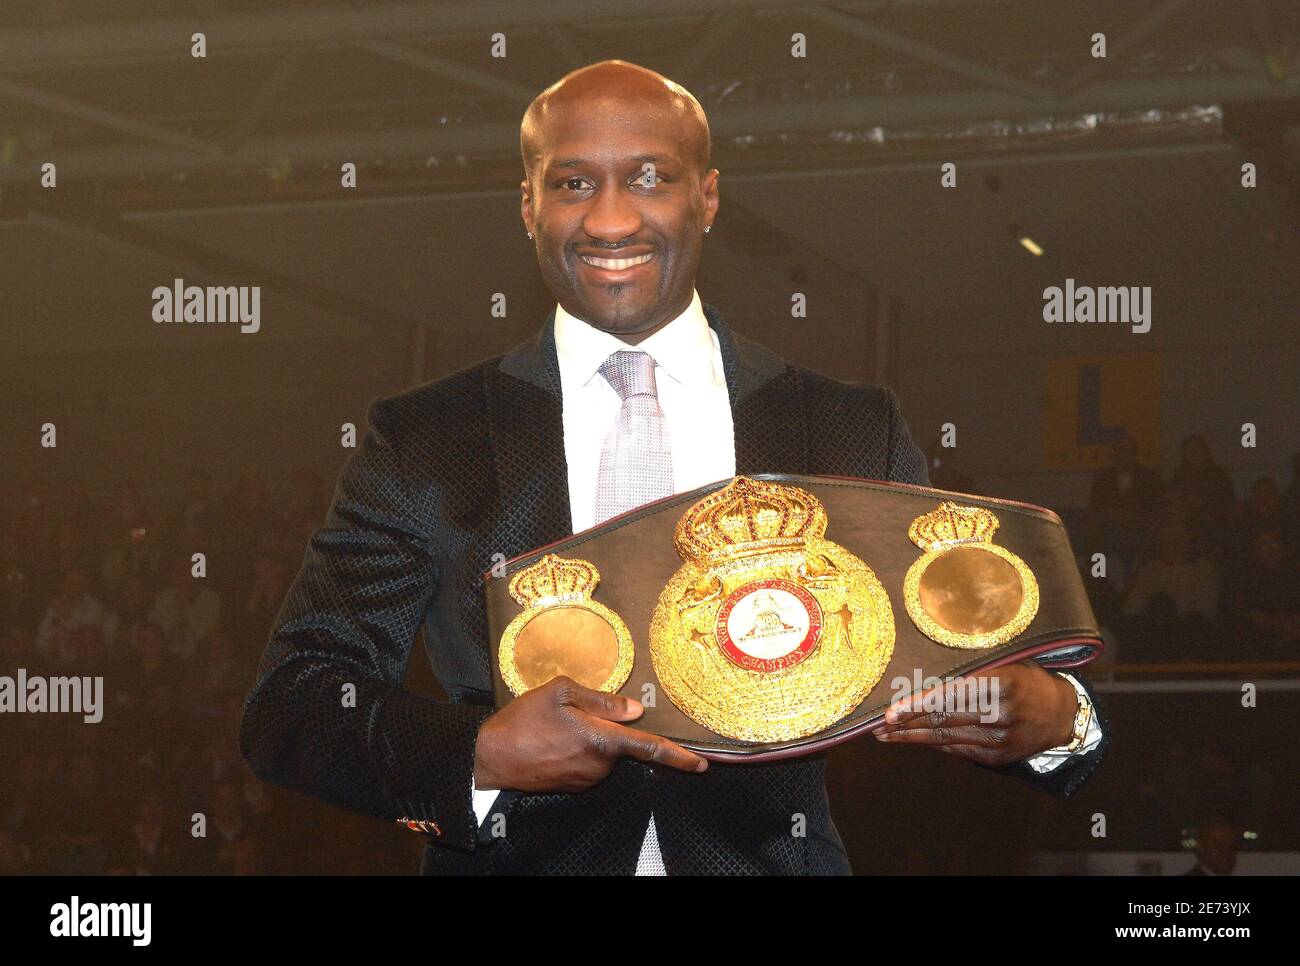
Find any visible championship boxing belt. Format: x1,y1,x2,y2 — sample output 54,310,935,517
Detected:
484,474,1102,761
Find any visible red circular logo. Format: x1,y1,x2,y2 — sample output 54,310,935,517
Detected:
714,578,822,672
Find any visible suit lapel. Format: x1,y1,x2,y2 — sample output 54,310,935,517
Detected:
705,302,810,476
487,309,573,550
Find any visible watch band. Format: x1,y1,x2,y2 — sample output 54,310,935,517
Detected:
1057,675,1094,753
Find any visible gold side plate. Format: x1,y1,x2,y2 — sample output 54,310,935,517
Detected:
903,502,1040,649
498,554,634,696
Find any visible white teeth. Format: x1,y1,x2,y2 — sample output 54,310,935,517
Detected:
581,252,654,270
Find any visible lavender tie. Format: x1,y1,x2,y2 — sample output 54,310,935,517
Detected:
595,350,674,524
594,349,672,876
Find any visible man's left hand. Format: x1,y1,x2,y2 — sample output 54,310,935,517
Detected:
873,661,1077,766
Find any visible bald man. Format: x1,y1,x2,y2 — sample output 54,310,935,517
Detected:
240,60,1107,875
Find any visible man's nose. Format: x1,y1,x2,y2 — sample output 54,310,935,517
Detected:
582,181,643,243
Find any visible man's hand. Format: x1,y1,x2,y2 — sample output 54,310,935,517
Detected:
873,661,1077,766
473,675,708,793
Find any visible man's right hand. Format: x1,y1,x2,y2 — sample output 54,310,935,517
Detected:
472,675,708,793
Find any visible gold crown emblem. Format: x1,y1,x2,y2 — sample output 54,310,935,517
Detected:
674,477,828,562
908,502,1000,552
508,554,599,607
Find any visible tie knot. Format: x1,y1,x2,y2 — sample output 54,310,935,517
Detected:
598,350,659,401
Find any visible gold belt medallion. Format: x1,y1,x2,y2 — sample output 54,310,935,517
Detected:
903,502,1040,649
498,554,634,696
649,477,894,743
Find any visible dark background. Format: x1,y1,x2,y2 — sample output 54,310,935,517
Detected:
2,0,1297,874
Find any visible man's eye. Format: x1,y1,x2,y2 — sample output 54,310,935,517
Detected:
560,178,589,191
634,172,664,188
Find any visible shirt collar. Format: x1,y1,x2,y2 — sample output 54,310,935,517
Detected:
554,289,719,390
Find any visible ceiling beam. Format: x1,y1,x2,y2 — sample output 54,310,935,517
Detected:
802,5,1053,101
356,40,536,102
224,47,310,148
0,76,218,156
1058,0,1196,95
2,65,1292,185
672,13,751,80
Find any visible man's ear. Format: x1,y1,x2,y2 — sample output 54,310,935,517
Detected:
702,168,720,224
520,178,534,235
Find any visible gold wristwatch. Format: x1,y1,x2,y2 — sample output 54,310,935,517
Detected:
1058,677,1094,753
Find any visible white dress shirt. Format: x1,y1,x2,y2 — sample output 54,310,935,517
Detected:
472,289,1102,870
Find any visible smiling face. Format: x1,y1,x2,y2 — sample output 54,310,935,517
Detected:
521,63,719,343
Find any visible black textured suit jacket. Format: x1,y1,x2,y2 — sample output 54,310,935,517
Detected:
238,302,1108,874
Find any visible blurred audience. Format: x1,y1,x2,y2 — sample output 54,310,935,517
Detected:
0,466,417,874
1083,436,1299,664
1,435,1295,874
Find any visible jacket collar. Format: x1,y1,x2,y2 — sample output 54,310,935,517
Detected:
497,300,788,410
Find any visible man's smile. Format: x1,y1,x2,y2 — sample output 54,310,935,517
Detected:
577,250,657,279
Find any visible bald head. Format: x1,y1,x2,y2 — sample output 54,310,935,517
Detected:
519,59,720,341
521,60,711,189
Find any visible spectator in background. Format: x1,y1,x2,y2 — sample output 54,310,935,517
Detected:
186,627,242,714
116,621,179,719
108,573,155,652
1122,521,1219,660
240,548,289,650
1238,477,1288,553
34,567,115,666
1231,529,1300,655
171,468,218,544
99,480,160,596
123,788,180,875
147,555,221,659
44,753,109,874
1170,433,1236,509
1168,433,1236,563
1183,815,1241,876
1124,521,1219,618
1086,432,1164,573
203,780,251,875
